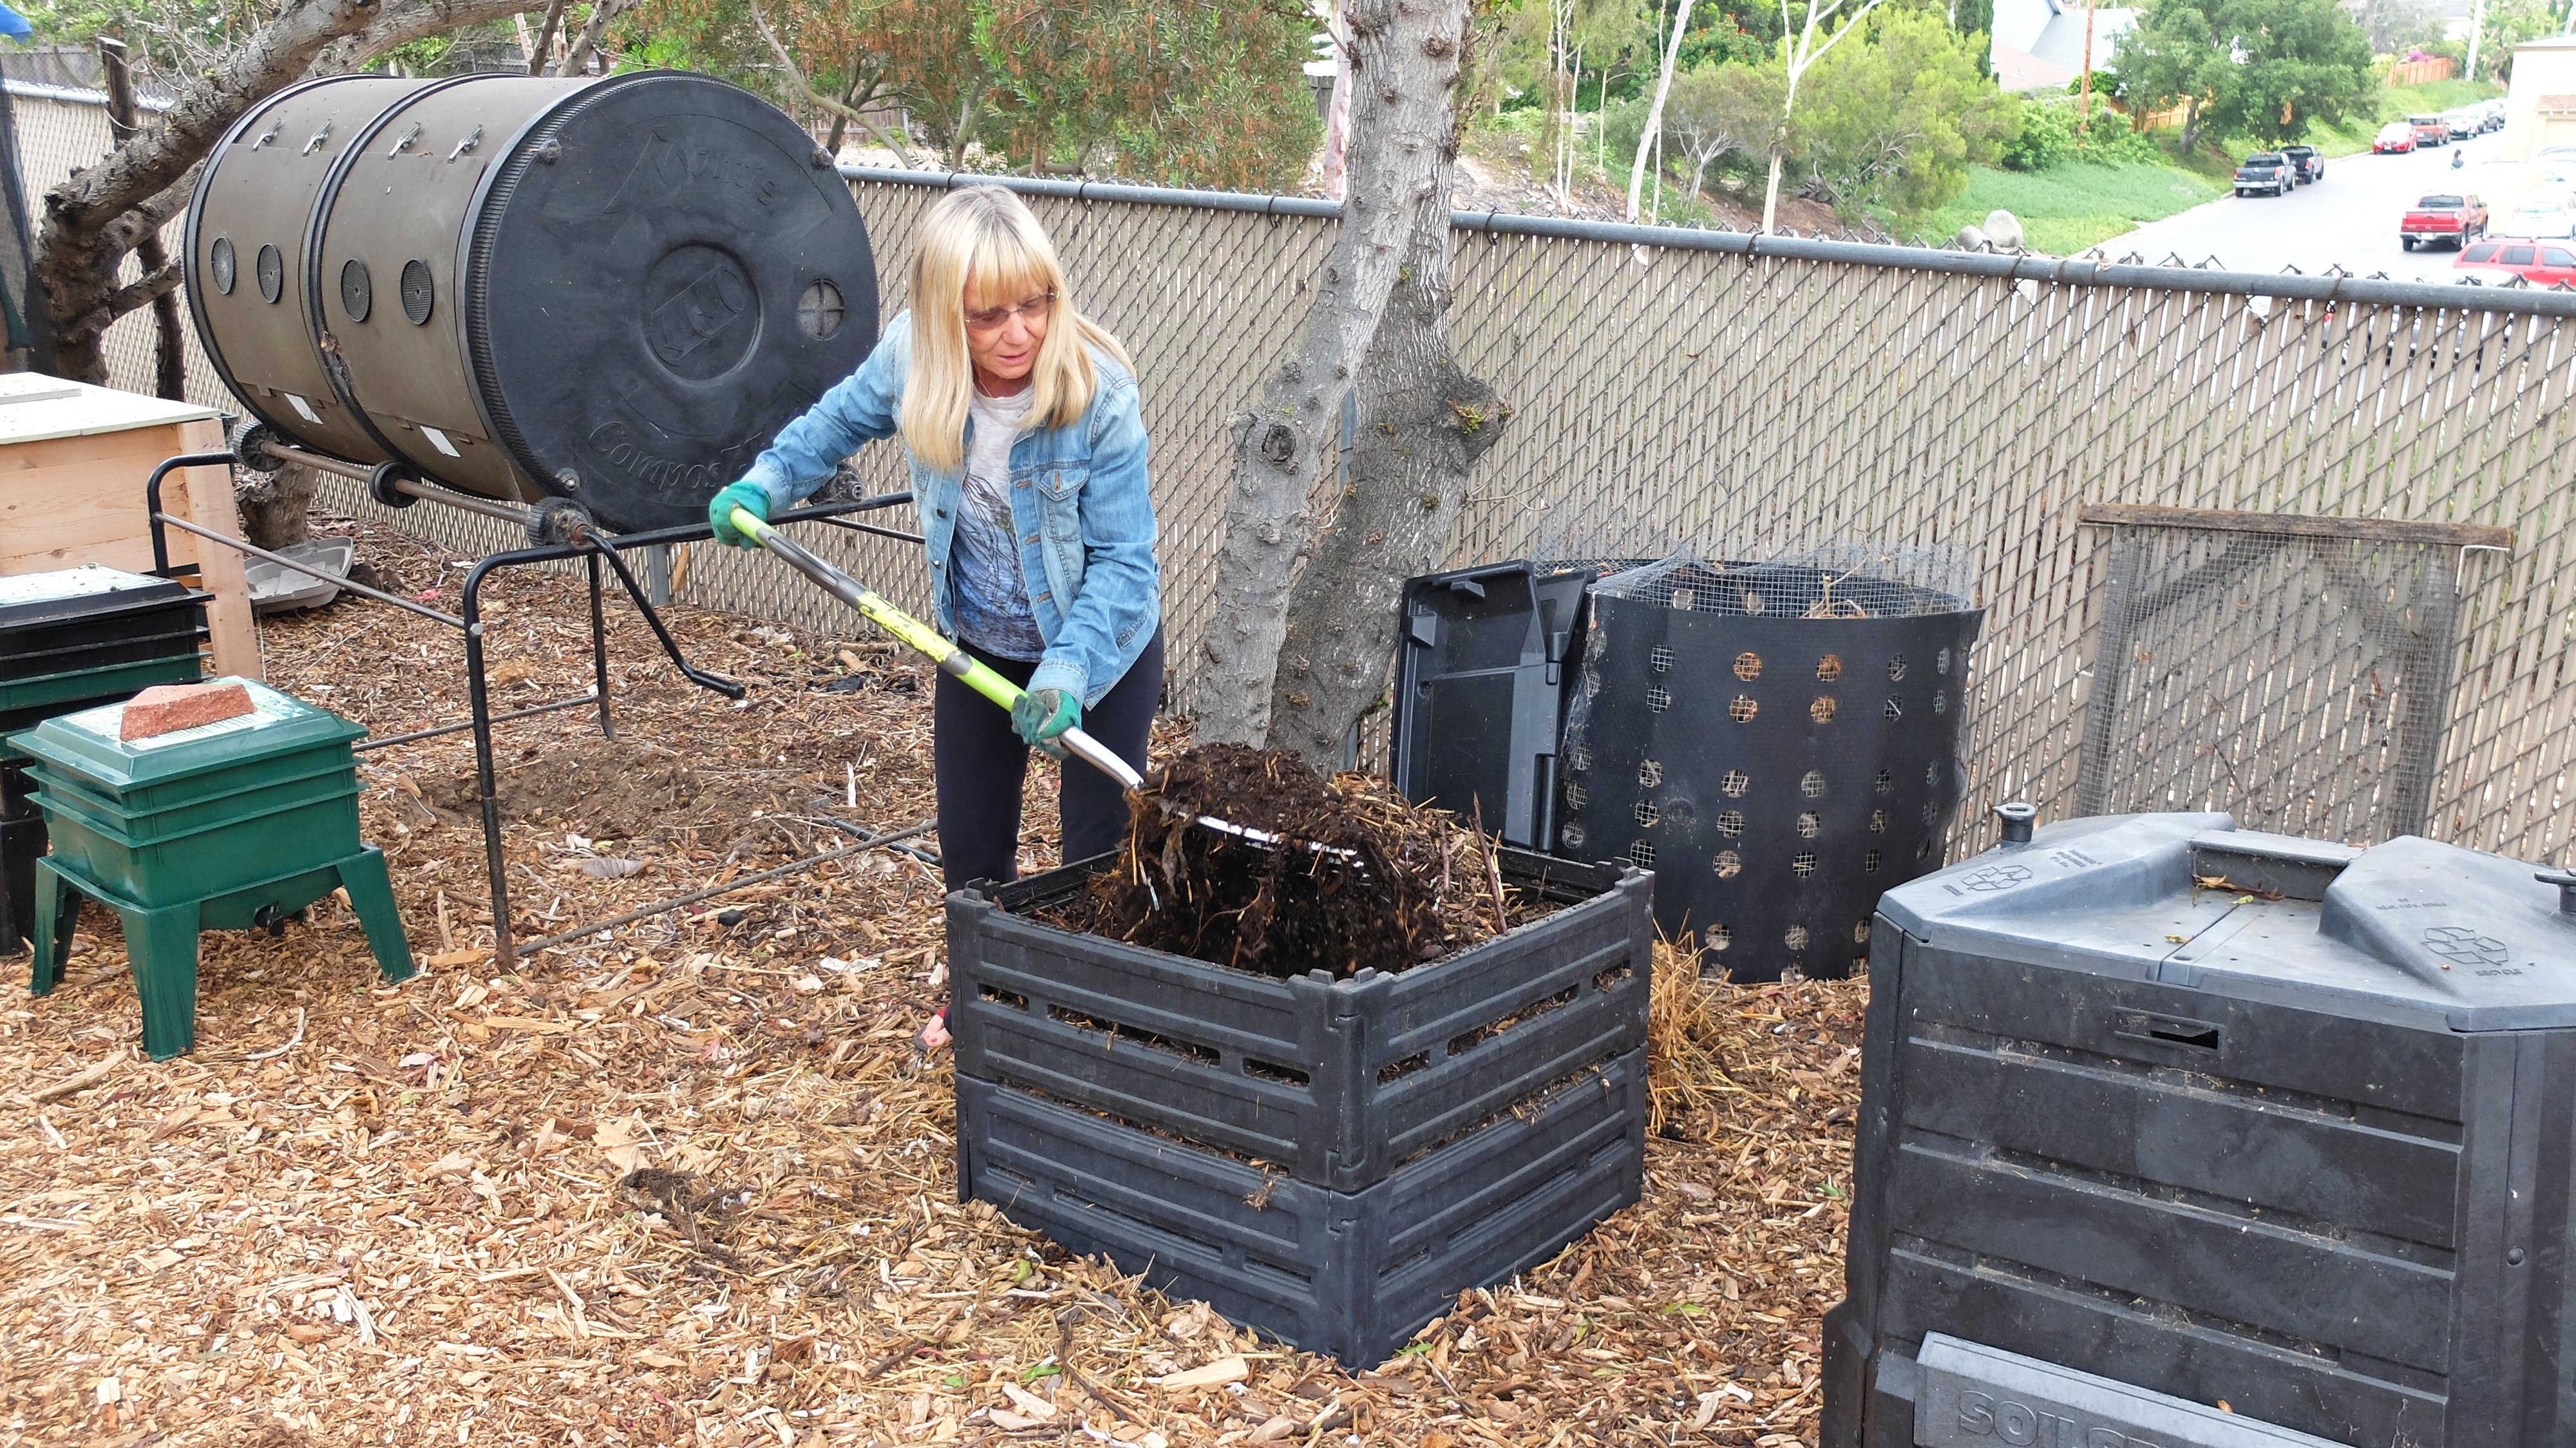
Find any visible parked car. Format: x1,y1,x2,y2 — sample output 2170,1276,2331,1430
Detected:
2282,144,2324,183
2444,109,2480,141
2400,193,2488,249
2235,152,2296,196
2498,192,2576,238
2483,99,2510,132
2539,146,2576,162
2374,120,2417,154
2458,239,2576,285
2411,114,2450,147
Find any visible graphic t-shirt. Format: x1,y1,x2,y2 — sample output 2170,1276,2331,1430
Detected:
949,386,1045,660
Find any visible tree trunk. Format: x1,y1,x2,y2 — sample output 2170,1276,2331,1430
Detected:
99,38,188,401
1627,0,1693,220
235,462,323,550
1197,0,1501,759
1264,271,1504,763
35,0,544,388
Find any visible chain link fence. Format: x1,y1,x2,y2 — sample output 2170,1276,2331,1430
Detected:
8,86,2572,865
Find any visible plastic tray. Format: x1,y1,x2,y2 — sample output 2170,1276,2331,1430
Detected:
0,652,207,718
30,779,364,908
959,1047,1645,1366
245,538,354,616
0,566,209,681
948,848,1651,1192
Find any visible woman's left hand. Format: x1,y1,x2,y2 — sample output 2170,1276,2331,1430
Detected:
1012,687,1080,759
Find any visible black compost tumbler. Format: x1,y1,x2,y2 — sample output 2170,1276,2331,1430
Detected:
1826,806,2576,1447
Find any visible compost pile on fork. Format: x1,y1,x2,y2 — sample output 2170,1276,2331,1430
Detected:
1065,743,1541,978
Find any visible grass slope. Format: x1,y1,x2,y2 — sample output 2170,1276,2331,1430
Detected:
1912,160,2227,252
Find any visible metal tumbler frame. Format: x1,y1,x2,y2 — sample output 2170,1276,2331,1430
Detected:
141,441,930,967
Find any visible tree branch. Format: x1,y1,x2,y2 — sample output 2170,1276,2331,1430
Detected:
745,0,914,166
527,0,570,72
560,0,639,76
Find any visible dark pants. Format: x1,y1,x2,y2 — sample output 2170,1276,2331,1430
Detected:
934,628,1163,892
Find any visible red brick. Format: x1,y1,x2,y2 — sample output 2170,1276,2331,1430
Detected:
121,681,253,741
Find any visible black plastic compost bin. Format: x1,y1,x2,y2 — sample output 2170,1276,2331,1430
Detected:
1555,558,1982,982
1388,560,1594,850
947,848,1652,1364
0,565,211,951
1826,809,2576,1448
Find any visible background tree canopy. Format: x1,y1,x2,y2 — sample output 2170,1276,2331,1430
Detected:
2105,0,2375,149
619,0,1320,189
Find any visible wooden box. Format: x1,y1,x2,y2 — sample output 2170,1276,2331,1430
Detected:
0,374,258,680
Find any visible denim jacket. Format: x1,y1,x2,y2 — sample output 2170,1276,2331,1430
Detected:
740,310,1161,710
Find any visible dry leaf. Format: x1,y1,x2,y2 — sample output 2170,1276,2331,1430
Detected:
1249,1415,1298,1442
987,1409,1042,1431
579,857,645,880
423,948,484,969
595,1118,647,1173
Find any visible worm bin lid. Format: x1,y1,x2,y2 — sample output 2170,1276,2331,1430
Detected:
9,677,365,801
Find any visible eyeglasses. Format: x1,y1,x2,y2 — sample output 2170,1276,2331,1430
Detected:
965,291,1055,333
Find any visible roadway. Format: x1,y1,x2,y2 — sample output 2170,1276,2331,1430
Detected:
2096,133,2552,282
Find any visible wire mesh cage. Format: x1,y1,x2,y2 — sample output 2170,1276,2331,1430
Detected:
2073,507,2501,844
1557,546,1983,982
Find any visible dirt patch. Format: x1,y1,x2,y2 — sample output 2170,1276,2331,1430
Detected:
1061,743,1539,979
422,739,714,842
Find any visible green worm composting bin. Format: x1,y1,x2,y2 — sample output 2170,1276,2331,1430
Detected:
11,678,413,1058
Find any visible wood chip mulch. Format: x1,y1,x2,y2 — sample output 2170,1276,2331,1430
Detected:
0,517,1865,1447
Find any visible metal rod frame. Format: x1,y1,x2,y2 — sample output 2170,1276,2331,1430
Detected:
141,450,916,967
840,165,2576,319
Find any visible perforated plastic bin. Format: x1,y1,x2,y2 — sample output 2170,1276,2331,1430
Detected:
946,848,1651,1192
1825,812,2576,1448
960,1048,1645,1366
1556,559,1982,982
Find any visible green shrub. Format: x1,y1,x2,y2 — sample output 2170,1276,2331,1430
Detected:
2002,99,2079,170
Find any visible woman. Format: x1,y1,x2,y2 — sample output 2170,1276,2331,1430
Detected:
709,184,1163,902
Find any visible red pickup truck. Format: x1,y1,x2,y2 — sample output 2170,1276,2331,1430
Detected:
2401,193,2488,251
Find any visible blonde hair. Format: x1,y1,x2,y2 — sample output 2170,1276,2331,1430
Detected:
899,186,1132,473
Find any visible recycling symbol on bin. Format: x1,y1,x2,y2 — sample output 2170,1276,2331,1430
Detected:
1959,864,2033,893
2422,925,2509,968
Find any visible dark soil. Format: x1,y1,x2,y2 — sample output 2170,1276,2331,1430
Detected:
1064,743,1526,980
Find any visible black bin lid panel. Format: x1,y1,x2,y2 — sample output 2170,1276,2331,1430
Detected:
471,77,880,531
1390,564,1588,850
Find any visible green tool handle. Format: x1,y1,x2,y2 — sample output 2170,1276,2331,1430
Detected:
729,507,1144,791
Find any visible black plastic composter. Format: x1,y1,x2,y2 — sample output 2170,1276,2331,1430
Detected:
1554,555,1982,982
0,565,211,950
1827,809,2576,1447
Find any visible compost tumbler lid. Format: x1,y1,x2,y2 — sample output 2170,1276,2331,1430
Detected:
0,565,205,634
8,676,365,788
1880,813,2576,1031
464,71,879,532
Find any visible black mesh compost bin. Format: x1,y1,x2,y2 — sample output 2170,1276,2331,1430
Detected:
947,848,1651,1363
1555,553,1982,982
1826,812,2576,1448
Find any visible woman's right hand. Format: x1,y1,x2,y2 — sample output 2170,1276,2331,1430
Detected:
708,481,770,547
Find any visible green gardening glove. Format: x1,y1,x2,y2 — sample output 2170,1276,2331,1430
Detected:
708,480,770,548
1012,687,1080,759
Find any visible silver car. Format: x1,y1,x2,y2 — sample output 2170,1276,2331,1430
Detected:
2500,192,2576,240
